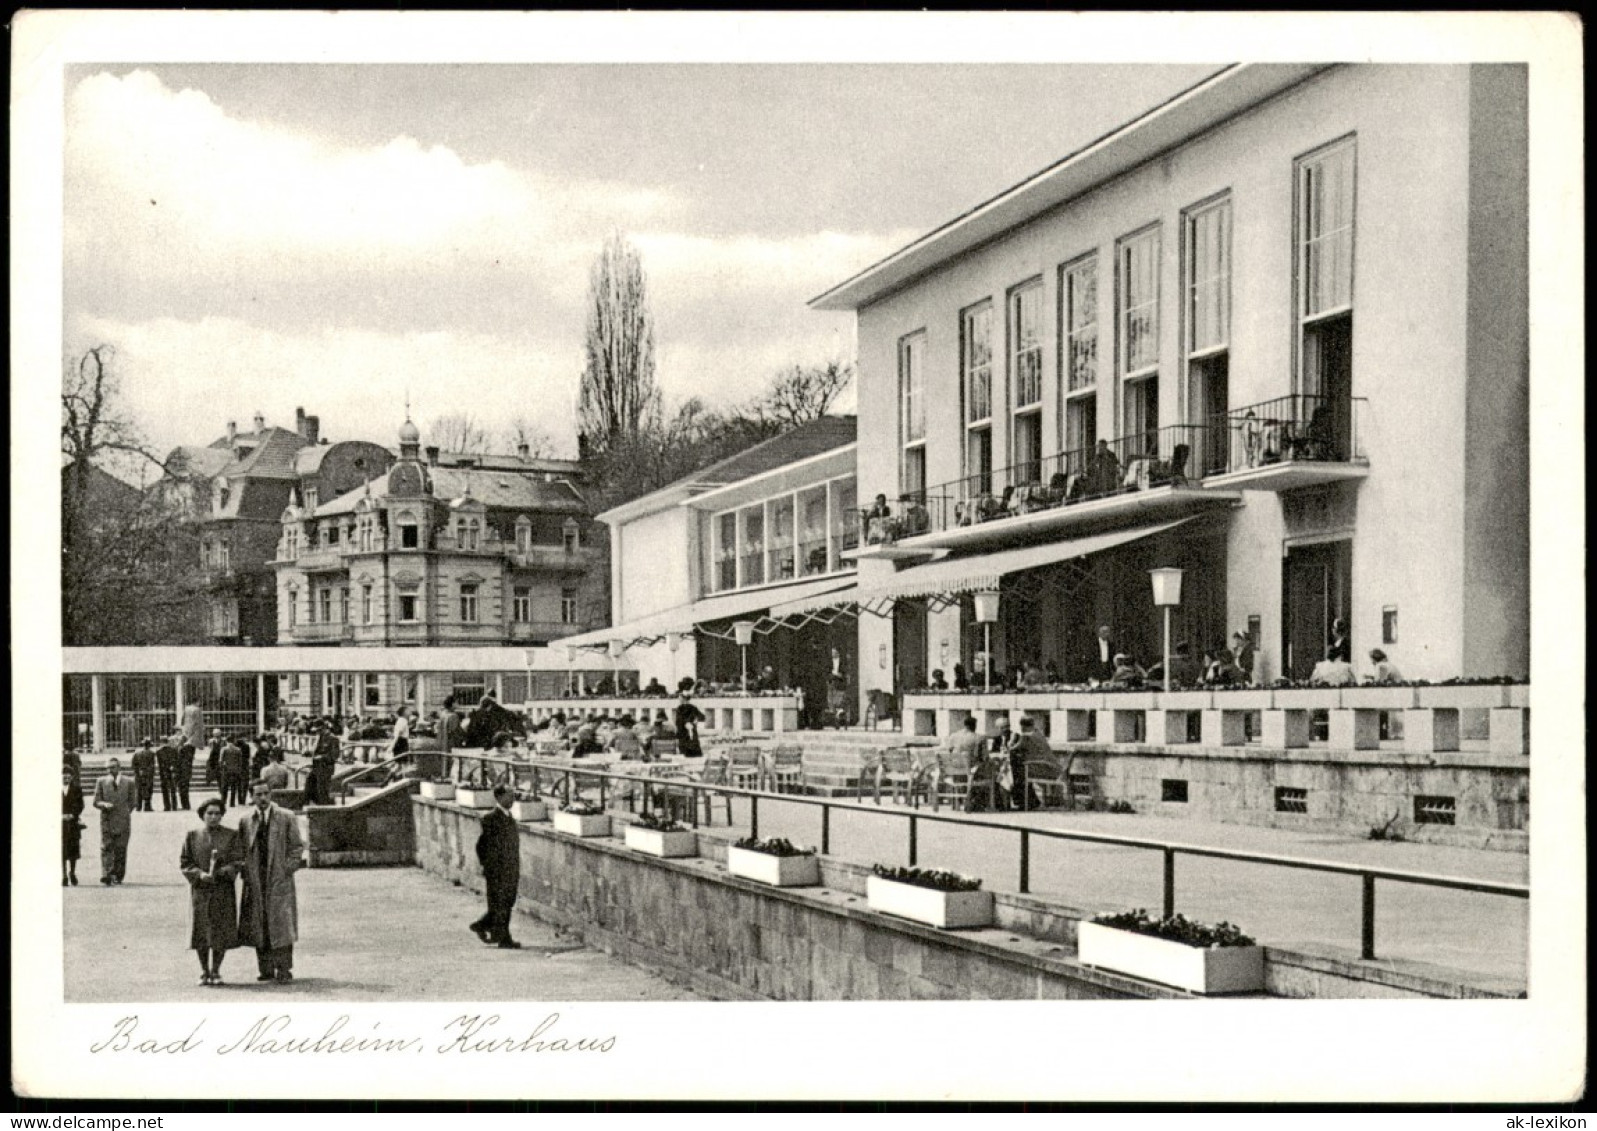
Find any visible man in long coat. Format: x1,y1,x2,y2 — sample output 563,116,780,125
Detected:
131,740,157,812
238,779,306,982
92,757,137,884
470,784,522,949
155,735,180,811
305,725,339,805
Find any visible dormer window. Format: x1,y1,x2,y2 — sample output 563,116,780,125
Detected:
515,516,532,553
214,478,230,512
562,518,580,554
457,518,481,551
305,486,318,511
400,521,419,550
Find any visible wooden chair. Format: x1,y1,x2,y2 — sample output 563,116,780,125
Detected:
693,752,734,825
648,736,679,760
766,745,805,795
853,748,884,802
1024,759,1070,810
927,748,974,812
726,746,765,792
875,747,924,808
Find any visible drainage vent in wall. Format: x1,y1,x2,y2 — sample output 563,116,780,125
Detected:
1275,786,1308,813
1414,795,1457,825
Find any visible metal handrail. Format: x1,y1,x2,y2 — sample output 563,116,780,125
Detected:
419,756,1528,966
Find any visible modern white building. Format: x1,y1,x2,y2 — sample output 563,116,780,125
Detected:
562,416,861,726
802,64,1527,709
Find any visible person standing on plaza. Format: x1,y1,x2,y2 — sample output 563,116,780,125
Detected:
260,747,292,793
155,734,181,811
174,732,196,810
306,723,339,805
62,747,83,794
180,797,243,985
182,702,206,754
470,784,523,949
390,707,412,761
131,739,157,812
219,734,248,807
205,728,224,788
62,766,85,886
238,780,306,983
92,757,137,885
438,696,459,779
674,692,706,758
1006,717,1053,812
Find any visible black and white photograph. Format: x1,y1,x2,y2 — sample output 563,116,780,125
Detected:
11,10,1585,1105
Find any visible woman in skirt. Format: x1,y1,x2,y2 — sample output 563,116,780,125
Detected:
179,797,244,985
62,766,84,885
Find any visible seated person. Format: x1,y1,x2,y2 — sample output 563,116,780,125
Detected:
607,720,644,760
1300,404,1341,461
1150,642,1198,688
571,724,604,757
981,487,1013,521
1046,471,1069,505
864,494,894,544
1202,647,1242,686
1310,649,1357,687
927,669,948,692
1108,654,1146,687
1044,659,1062,685
642,677,667,697
899,495,929,536
1367,649,1404,684
1022,660,1046,689
1088,440,1121,496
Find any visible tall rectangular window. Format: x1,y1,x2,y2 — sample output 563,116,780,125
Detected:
287,591,298,629
1299,139,1355,320
459,583,479,623
1062,255,1099,480
740,504,765,587
1118,227,1161,456
1009,282,1043,486
340,586,350,624
512,586,531,623
398,592,418,622
959,307,992,500
899,331,927,501
361,584,373,624
1185,197,1232,476
1297,138,1356,459
715,512,737,592
318,588,332,623
560,588,578,625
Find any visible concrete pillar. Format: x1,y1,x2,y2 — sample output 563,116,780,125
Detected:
91,674,105,754
1261,709,1311,749
1329,708,1381,750
1488,708,1529,755
1201,709,1248,747
256,673,268,733
174,674,186,721
1405,708,1461,753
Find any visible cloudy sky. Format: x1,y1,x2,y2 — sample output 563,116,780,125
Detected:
65,61,1222,457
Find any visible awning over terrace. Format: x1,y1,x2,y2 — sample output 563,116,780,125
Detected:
560,574,858,652
768,516,1199,623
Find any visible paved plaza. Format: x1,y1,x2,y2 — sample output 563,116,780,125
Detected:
63,808,705,1004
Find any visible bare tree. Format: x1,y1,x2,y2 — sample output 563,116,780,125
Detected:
502,415,558,459
578,232,660,451
424,412,491,455
61,345,202,644
750,359,855,428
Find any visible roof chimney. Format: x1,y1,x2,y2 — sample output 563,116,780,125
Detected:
253,411,265,433
304,414,320,446
516,441,530,460
425,445,440,467
295,407,306,436
226,421,237,446
577,432,589,461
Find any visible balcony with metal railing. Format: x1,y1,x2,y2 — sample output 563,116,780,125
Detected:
291,621,354,643
294,547,349,573
853,423,1243,555
508,544,600,573
1198,394,1369,491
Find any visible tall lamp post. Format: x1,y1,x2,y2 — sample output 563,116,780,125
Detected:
974,590,1001,694
564,645,576,697
733,620,756,694
665,631,681,692
1149,568,1185,693
607,639,624,695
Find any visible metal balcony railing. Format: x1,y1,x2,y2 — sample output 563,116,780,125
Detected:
1205,394,1367,477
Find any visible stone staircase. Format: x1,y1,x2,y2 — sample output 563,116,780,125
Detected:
775,731,939,797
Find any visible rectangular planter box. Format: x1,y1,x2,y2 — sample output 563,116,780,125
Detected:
1099,691,1158,710
866,876,994,929
1076,921,1264,995
511,799,548,822
1416,684,1510,710
1340,687,1418,710
1157,691,1214,710
455,787,497,809
726,845,820,887
624,825,699,859
1209,689,1272,710
1272,689,1339,710
552,811,611,838
418,780,456,801
1506,685,1530,709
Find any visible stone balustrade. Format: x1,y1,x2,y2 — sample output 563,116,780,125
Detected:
903,684,1529,756
525,694,802,736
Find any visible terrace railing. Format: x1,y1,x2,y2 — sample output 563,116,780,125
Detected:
1206,393,1367,477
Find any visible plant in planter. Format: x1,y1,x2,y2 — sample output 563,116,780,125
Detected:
455,781,498,809
623,810,698,858
1077,908,1263,995
552,798,610,838
726,836,820,887
866,864,993,929
418,777,456,801
510,789,548,822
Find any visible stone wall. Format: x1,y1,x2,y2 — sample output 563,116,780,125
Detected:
412,799,1515,1001
306,781,417,866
